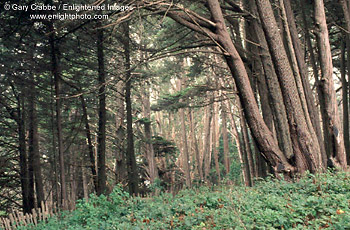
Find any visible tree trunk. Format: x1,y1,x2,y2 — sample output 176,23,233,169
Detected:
340,0,350,162
246,1,294,165
80,95,98,192
28,76,45,206
212,99,221,183
142,83,158,184
283,0,326,165
300,0,327,166
17,95,30,213
221,101,230,175
225,99,247,184
115,80,126,183
256,0,322,172
123,22,139,195
177,78,192,188
314,0,347,168
97,26,107,196
207,0,295,174
203,101,213,181
48,21,68,208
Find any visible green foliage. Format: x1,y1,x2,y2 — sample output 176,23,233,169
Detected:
19,171,350,229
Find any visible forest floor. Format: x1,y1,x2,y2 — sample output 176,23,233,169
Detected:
19,171,350,230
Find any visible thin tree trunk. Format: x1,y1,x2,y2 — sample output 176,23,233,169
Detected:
237,98,253,186
314,0,347,168
115,80,126,183
48,21,67,208
142,83,158,184
28,76,45,206
189,110,201,180
177,78,191,188
17,94,30,213
340,0,350,162
123,22,139,195
225,99,247,185
203,101,213,181
221,101,230,175
212,99,221,183
97,26,107,195
341,36,350,163
80,95,98,192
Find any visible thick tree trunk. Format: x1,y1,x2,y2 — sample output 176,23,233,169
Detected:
48,22,68,208
314,0,347,168
28,76,45,206
283,0,326,165
124,22,139,195
248,0,294,162
300,0,327,166
97,26,107,195
255,0,322,172
207,0,294,174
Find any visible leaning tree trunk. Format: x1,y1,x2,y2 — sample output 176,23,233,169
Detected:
207,0,294,174
80,95,98,192
255,0,322,172
314,0,347,168
283,0,326,165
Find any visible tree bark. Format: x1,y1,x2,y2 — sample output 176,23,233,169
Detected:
221,101,230,175
80,95,98,192
203,101,213,181
340,0,350,163
48,21,68,208
28,75,45,206
283,0,326,165
142,82,159,184
16,95,30,213
115,80,126,183
248,0,294,162
212,99,221,183
123,22,139,195
97,26,107,196
256,0,322,172
314,0,347,168
207,0,294,174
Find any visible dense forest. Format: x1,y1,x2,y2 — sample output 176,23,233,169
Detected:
0,0,350,228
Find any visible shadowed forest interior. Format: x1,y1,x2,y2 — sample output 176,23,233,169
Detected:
0,0,350,228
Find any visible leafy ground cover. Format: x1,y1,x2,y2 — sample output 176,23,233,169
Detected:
19,171,350,229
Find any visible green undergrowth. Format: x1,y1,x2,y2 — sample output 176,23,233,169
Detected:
18,171,350,230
